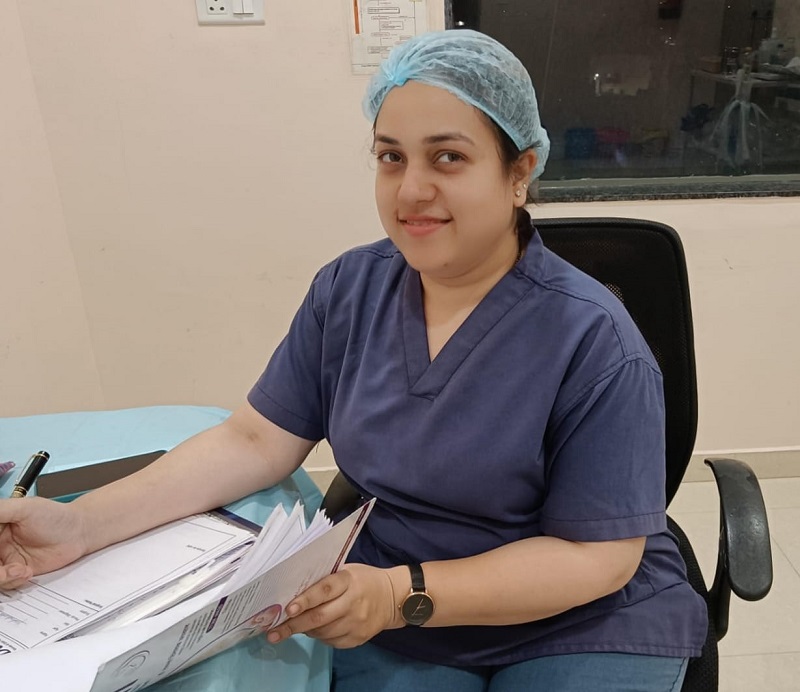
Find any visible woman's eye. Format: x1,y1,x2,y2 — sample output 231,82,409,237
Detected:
377,151,403,164
435,152,464,164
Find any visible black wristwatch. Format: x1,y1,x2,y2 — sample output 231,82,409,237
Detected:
400,563,435,626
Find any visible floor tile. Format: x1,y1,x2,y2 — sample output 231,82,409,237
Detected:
719,652,800,692
670,481,719,515
758,477,800,510
765,508,800,576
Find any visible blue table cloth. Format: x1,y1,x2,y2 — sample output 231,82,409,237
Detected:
0,405,330,692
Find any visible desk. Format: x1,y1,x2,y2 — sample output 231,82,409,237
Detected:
0,406,330,692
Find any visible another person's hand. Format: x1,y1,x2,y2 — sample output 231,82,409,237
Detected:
0,497,88,589
263,564,403,648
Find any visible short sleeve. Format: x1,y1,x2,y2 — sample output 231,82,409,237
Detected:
247,274,328,442
541,357,667,542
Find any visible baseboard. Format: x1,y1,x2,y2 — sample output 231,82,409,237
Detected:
684,448,800,482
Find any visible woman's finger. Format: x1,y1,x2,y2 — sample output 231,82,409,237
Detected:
273,614,366,649
284,571,350,617
0,562,32,589
303,615,352,641
267,597,346,643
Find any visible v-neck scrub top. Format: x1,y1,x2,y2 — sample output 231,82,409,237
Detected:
248,230,708,667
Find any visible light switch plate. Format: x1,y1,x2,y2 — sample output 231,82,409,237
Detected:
195,0,264,25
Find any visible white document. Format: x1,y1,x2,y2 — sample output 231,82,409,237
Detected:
224,505,332,593
0,585,226,689
0,513,255,652
90,501,373,692
348,0,429,74
74,542,251,636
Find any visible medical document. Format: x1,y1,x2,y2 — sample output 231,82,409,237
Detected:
0,513,255,653
349,0,429,74
0,500,373,690
90,501,373,691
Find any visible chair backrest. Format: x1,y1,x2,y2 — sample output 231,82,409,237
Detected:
535,217,698,506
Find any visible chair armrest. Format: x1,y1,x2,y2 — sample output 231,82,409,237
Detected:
704,457,773,639
320,472,362,523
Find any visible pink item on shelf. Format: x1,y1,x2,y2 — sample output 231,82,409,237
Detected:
0,461,16,478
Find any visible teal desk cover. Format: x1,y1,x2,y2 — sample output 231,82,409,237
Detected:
0,405,330,692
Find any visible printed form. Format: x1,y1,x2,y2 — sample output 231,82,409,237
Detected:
0,514,254,653
349,0,428,73
0,501,373,690
90,501,373,692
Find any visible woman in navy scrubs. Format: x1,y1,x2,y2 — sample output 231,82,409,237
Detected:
1,30,706,692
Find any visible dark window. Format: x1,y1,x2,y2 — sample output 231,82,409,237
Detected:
449,1,800,201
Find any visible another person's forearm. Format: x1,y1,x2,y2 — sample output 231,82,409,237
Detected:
72,404,313,554
386,534,645,628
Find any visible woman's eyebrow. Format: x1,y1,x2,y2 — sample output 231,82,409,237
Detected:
373,132,476,146
374,134,400,145
423,132,476,146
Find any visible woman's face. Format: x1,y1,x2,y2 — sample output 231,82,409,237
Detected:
373,81,525,282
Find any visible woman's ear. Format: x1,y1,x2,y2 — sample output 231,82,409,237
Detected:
513,150,538,187
511,150,538,207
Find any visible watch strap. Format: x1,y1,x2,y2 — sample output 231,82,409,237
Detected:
408,563,426,592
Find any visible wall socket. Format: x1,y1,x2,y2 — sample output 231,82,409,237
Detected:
195,0,264,26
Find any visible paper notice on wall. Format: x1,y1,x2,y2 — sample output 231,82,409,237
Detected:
349,0,429,74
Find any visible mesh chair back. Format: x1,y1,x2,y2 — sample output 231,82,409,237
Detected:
536,218,698,505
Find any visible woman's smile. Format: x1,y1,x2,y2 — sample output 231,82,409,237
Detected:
399,216,452,237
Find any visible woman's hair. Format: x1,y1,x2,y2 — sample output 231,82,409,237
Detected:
489,117,535,249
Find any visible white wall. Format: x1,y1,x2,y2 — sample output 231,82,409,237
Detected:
2,1,797,481
1,0,104,414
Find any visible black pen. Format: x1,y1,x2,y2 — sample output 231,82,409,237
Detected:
10,451,51,498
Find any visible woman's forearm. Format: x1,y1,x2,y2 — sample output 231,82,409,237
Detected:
72,403,315,554
387,534,646,628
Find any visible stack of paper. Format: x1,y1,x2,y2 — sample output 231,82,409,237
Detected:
90,500,373,691
0,500,373,692
0,512,257,651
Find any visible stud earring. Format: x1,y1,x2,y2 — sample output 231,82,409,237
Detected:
515,190,522,197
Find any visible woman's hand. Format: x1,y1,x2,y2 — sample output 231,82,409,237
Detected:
263,564,404,648
0,497,89,589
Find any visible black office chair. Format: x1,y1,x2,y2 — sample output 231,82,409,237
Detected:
320,217,773,691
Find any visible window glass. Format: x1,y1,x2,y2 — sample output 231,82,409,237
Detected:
450,0,800,200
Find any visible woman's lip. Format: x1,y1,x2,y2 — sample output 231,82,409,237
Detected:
400,218,450,237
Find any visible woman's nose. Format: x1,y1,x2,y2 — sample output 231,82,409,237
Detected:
397,163,436,204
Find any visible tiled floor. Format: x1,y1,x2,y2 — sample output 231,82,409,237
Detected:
670,476,800,691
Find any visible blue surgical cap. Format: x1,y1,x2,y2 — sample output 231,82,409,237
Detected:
363,29,550,181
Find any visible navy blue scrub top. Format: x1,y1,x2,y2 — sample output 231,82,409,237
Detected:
248,230,708,666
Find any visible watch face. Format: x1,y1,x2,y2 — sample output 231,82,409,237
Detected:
401,592,435,626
